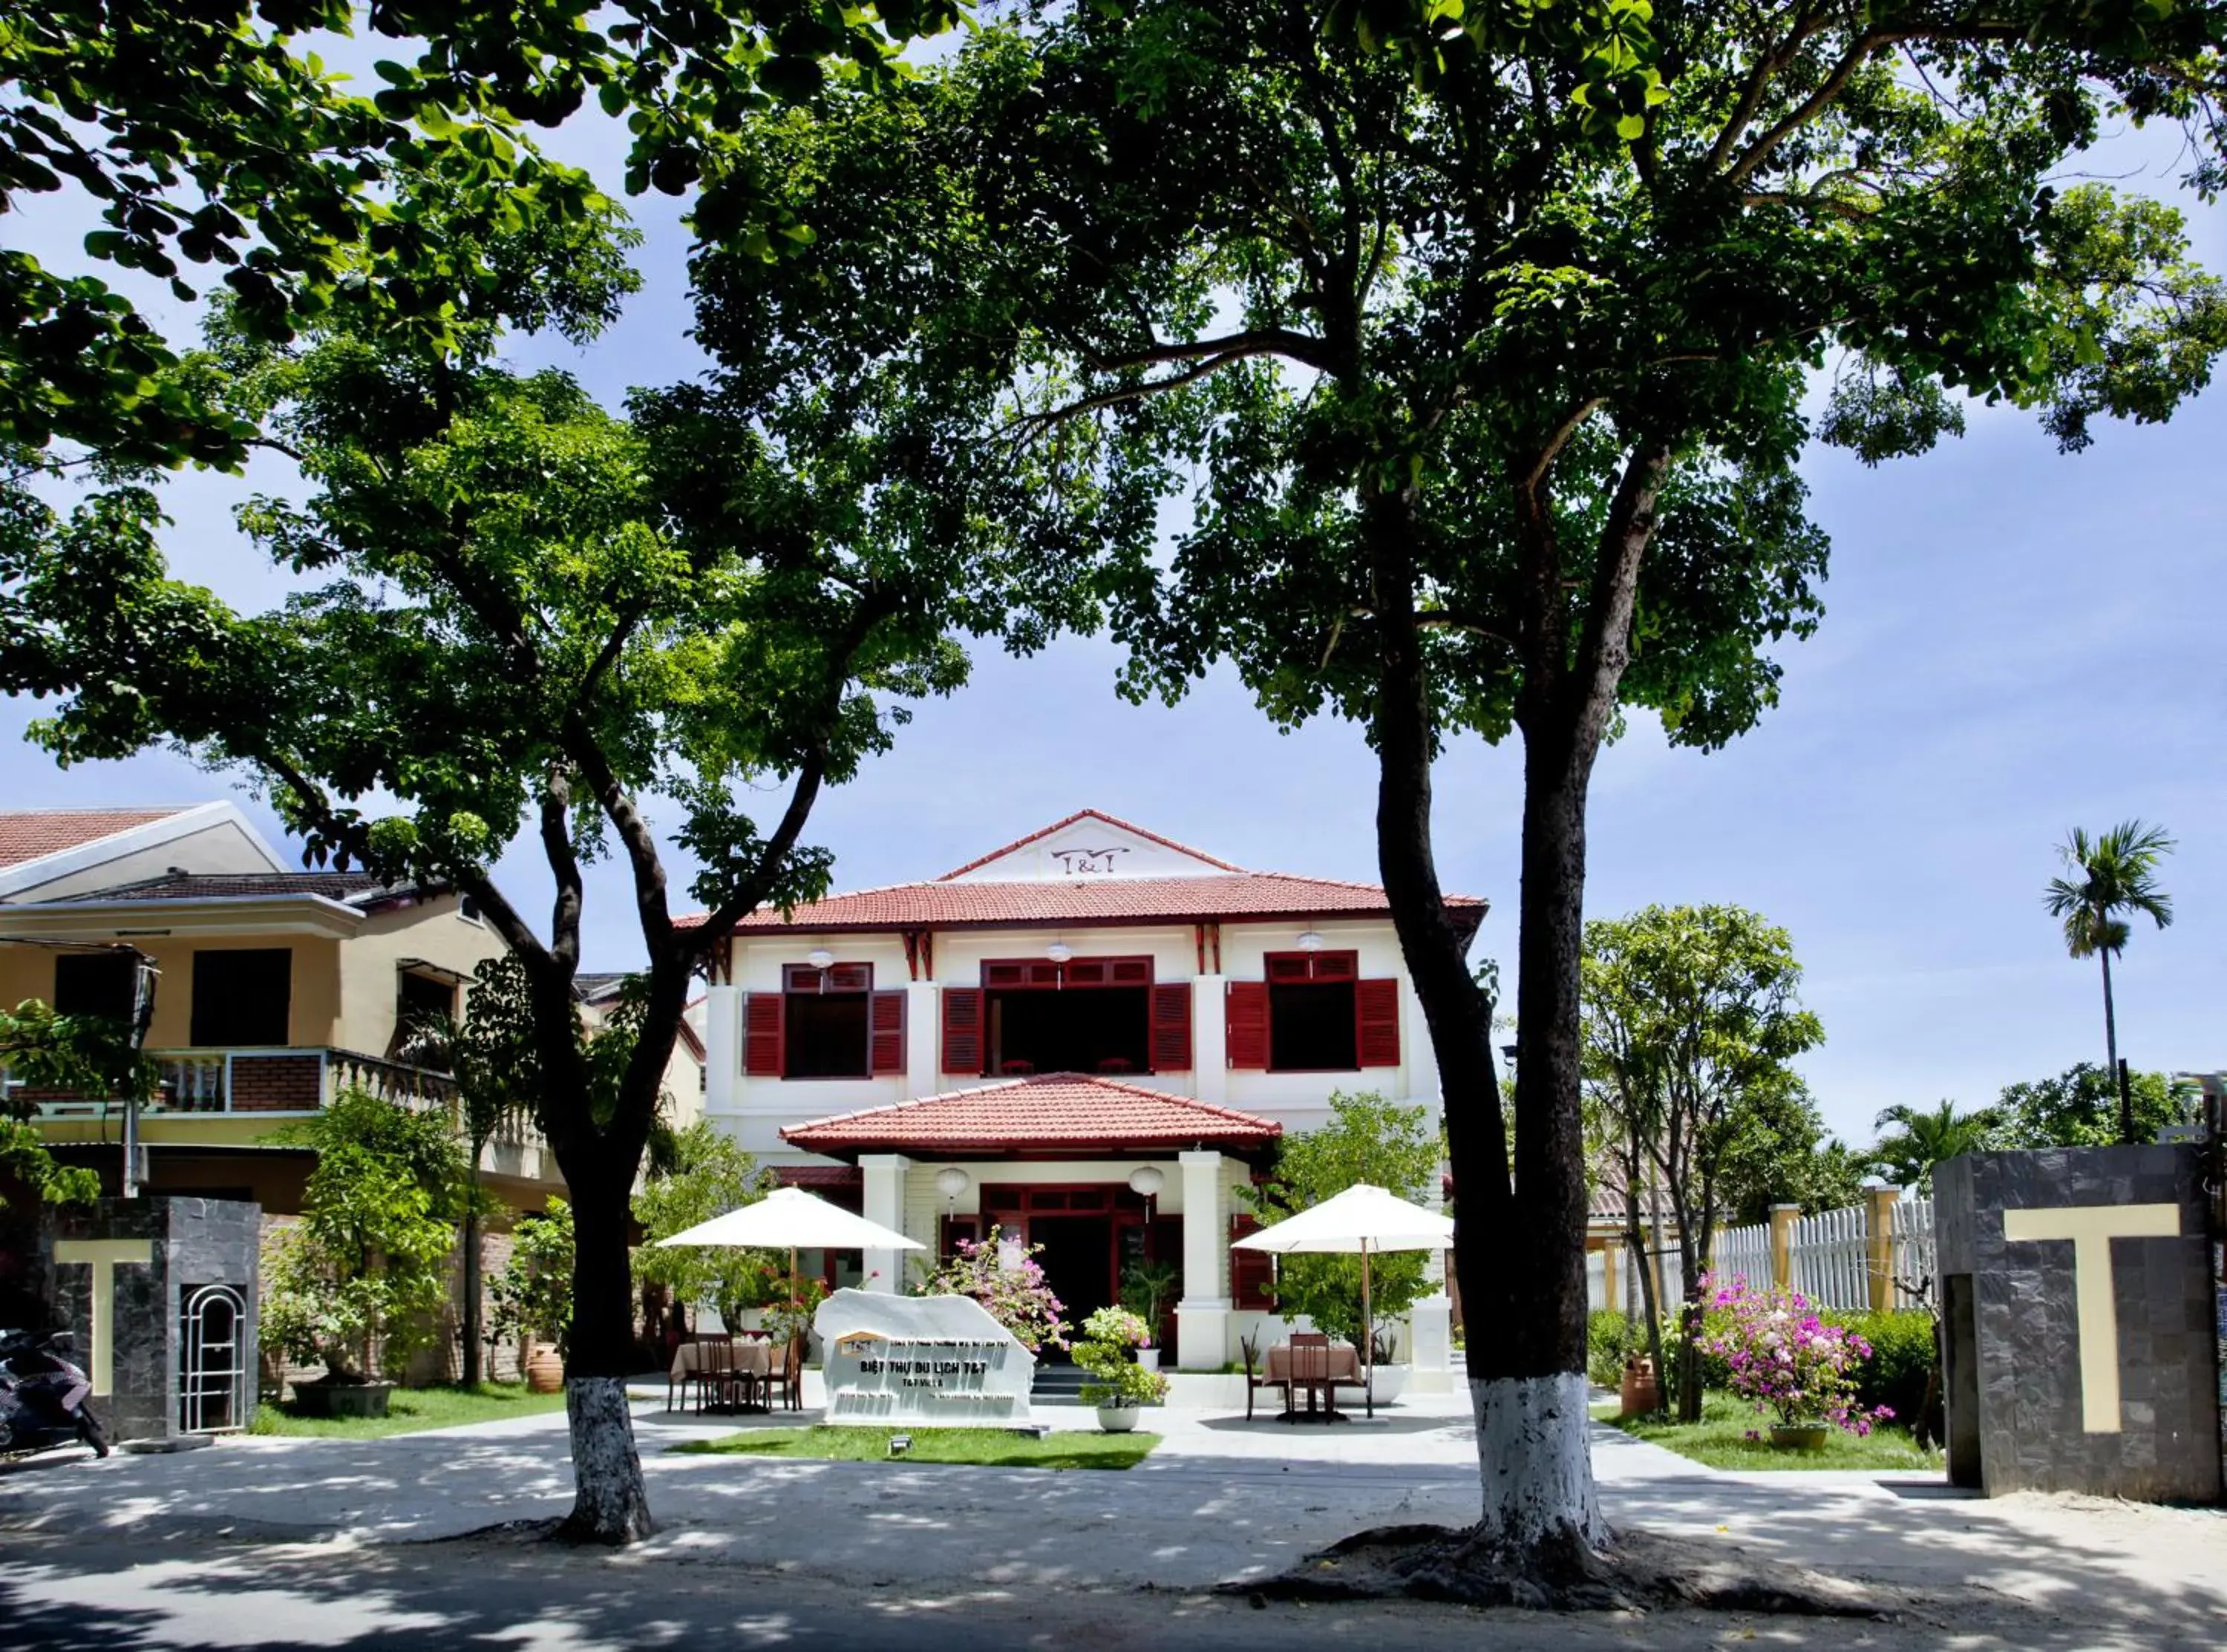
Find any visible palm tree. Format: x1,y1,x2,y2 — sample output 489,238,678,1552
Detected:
2044,821,2174,1142
1871,1100,1997,1186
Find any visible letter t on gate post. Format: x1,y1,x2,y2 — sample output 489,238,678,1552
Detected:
2001,1204,2181,1433
51,1239,154,1397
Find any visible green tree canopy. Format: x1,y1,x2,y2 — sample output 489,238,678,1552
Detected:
793,0,2227,1555
1869,1099,2002,1189
1993,1061,2184,1148
632,1121,779,1330
1583,903,1823,1419
1,0,960,468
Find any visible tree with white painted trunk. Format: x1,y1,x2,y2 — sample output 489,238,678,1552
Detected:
0,192,1105,1541
839,0,2227,1578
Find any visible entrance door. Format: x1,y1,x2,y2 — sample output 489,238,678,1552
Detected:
1030,1215,1114,1355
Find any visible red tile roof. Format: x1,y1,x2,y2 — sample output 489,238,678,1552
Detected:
0,808,189,870
937,808,1243,879
780,1072,1283,1156
694,871,1482,934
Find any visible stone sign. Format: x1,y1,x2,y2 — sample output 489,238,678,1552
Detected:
813,1288,1033,1426
1935,1145,2220,1503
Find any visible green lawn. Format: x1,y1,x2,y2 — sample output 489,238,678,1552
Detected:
1596,1392,1943,1472
249,1382,570,1440
671,1423,1160,1470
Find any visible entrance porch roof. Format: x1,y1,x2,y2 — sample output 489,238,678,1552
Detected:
780,1073,1283,1160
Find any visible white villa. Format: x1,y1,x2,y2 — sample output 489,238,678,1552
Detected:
689,810,1482,1387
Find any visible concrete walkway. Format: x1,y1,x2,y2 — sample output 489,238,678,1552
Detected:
4,1386,2223,1648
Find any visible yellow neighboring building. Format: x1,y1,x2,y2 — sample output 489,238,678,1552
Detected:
0,865,569,1213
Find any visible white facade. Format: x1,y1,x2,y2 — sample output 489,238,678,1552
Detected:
697,811,1472,1384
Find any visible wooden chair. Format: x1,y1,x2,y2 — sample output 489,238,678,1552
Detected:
1240,1333,1279,1422
774,1334,805,1411
688,1333,736,1414
1283,1331,1332,1423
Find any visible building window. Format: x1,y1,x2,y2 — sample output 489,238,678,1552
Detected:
189,949,292,1048
782,963,871,1079
1266,950,1358,1072
53,951,138,1024
393,970,457,1061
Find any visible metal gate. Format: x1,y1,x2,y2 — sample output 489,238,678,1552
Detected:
177,1282,249,1433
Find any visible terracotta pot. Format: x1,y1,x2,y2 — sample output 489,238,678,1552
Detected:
1770,1422,1830,1452
523,1343,565,1394
1618,1356,1659,1418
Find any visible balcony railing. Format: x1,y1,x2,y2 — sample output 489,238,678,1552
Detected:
11,1046,531,1147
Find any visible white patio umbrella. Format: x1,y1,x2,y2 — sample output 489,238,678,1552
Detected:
655,1186,925,1282
1232,1183,1455,1415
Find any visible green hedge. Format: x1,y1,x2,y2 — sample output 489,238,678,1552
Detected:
1586,1309,1641,1387
1833,1309,1938,1429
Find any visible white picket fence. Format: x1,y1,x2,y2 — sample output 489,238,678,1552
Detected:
1888,1196,1937,1310
1662,1196,1938,1311
1714,1221,1774,1290
1789,1205,1871,1310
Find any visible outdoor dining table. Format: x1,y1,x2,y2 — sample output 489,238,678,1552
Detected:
1263,1342,1364,1421
668,1337,774,1414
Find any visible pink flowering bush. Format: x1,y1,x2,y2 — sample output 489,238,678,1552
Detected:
916,1224,1070,1351
1695,1273,1893,1435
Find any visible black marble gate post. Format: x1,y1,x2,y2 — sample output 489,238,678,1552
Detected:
1935,1146,2219,1502
41,1197,261,1446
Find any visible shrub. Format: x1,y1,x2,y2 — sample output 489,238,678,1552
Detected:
1587,1309,1639,1388
486,1199,575,1360
1072,1306,1168,1409
915,1224,1069,1351
1831,1309,1938,1430
1694,1274,1891,1435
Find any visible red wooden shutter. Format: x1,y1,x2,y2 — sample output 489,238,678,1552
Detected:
828,963,872,993
1312,950,1359,982
1226,980,1269,1069
870,989,906,1076
1356,977,1402,1066
1110,958,1152,985
744,993,784,1076
1231,1213,1275,1309
941,986,984,1075
984,962,1028,988
1265,954,1312,983
1150,982,1191,1072
1064,959,1108,987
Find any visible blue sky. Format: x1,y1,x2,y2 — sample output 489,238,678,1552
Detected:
4,93,2221,1149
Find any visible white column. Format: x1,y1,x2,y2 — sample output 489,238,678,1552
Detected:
905,981,938,1099
1191,974,1226,1104
859,1153,912,1294
702,983,741,1115
1174,1150,1232,1369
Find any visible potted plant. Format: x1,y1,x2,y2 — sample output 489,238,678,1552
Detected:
1072,1307,1168,1432
261,1090,471,1417
1118,1259,1181,1371
1696,1274,1891,1449
486,1202,575,1392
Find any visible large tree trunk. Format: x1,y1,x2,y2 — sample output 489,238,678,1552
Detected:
1477,722,1607,1549
555,1147,653,1544
1365,497,1600,1555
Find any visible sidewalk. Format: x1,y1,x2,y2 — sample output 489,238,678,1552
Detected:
3,1388,2221,1640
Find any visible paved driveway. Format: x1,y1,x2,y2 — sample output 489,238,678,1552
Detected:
2,1390,2222,1649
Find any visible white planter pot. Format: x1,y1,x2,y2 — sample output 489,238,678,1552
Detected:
1339,1363,1410,1405
1134,1348,1160,1372
1096,1405,1140,1433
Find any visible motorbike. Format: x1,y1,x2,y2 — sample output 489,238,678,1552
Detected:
0,1328,111,1458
